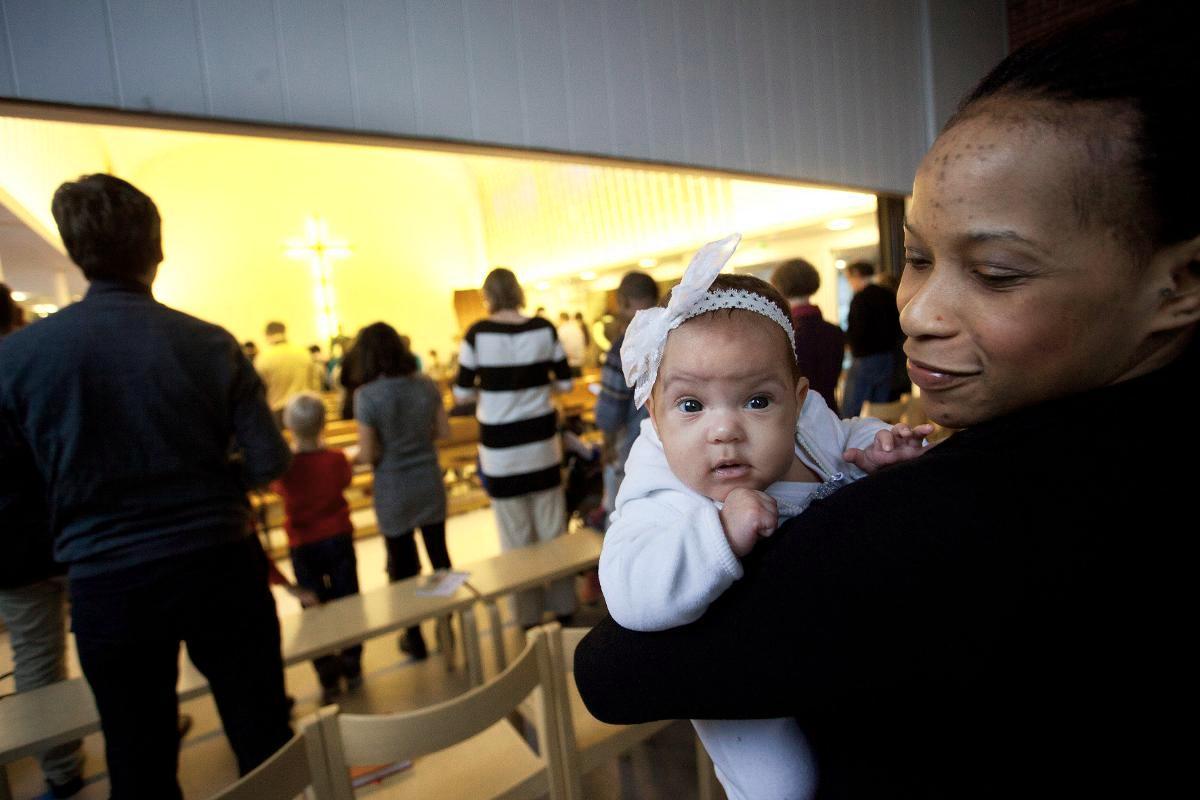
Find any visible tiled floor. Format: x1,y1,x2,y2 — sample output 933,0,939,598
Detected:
1,508,714,799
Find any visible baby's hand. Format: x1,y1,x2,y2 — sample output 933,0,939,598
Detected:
843,423,936,474
719,488,778,558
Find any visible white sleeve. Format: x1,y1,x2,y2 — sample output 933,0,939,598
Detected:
838,414,892,453
599,434,743,632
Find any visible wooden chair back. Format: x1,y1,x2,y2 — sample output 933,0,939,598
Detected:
544,626,680,800
205,709,334,800
315,624,569,799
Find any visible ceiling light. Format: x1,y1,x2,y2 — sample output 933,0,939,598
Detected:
835,259,847,270
535,281,551,291
580,271,597,281
826,219,853,231
33,303,59,315
10,290,28,301
638,258,657,268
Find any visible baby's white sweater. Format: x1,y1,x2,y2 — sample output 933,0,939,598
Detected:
601,390,887,632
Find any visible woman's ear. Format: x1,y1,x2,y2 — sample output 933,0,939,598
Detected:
1146,234,1200,334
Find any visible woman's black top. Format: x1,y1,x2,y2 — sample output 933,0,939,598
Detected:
576,340,1197,799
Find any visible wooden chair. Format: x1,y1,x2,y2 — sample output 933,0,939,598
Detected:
314,624,571,800
205,709,334,800
542,626,705,800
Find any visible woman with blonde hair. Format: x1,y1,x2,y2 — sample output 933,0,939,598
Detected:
454,268,577,627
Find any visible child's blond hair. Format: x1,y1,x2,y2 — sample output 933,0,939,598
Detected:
283,392,326,439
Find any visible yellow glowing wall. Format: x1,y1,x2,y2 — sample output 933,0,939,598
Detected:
126,139,489,355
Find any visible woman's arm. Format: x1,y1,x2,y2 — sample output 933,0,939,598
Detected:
354,422,381,466
435,397,451,441
575,456,969,724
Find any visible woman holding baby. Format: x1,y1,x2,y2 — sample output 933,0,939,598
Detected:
576,7,1199,798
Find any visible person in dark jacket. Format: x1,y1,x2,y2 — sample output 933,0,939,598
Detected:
576,8,1200,798
0,175,294,800
0,284,84,799
770,258,845,415
841,260,905,417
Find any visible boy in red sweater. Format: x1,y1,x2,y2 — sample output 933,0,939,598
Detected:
272,393,362,704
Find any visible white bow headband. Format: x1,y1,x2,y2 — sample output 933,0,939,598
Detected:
621,233,797,409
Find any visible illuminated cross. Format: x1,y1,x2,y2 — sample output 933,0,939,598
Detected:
284,218,351,344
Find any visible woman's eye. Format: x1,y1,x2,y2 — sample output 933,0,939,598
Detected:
746,395,771,410
678,398,703,413
973,266,1025,289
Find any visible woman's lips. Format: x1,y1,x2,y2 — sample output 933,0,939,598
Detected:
907,359,979,391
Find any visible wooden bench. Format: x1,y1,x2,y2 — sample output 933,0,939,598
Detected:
0,575,479,800
0,530,605,799
461,530,604,676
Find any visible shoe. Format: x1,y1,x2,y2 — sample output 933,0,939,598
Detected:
320,684,343,706
44,775,84,799
398,630,428,661
177,713,193,741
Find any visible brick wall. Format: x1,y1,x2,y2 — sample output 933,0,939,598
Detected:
1006,0,1137,51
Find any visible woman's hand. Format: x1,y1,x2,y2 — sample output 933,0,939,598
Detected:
843,423,936,474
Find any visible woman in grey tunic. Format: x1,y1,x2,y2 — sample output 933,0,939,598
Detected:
352,322,450,659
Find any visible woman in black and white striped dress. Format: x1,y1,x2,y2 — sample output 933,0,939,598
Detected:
454,268,577,627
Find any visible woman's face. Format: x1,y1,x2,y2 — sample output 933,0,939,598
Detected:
899,106,1156,428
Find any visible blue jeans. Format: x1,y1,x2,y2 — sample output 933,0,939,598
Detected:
843,352,895,418
290,532,362,687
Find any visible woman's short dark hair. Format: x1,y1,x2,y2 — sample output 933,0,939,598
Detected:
482,268,525,311
51,174,163,281
353,322,419,383
950,5,1198,250
770,259,821,298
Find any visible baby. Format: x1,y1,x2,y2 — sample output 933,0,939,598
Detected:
600,234,930,800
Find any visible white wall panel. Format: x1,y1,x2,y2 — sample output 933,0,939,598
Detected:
276,0,355,128
0,2,16,96
194,0,286,121
513,0,570,151
107,0,208,115
463,0,523,144
0,0,1008,195
639,0,683,163
560,0,612,156
3,0,116,106
343,0,418,134
602,0,651,161
406,0,473,140
675,0,719,169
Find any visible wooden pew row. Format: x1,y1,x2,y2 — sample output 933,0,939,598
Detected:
0,530,604,799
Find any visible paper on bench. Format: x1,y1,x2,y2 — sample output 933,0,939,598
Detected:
415,570,470,597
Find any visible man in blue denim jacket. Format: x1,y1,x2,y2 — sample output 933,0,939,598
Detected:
0,174,292,799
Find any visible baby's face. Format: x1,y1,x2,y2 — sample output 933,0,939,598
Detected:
649,312,805,503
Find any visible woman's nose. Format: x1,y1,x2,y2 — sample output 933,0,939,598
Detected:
898,267,957,340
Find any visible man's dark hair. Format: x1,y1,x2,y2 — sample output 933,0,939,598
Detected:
617,271,659,306
354,322,418,382
949,5,1199,251
51,174,162,282
846,261,875,279
771,259,821,298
